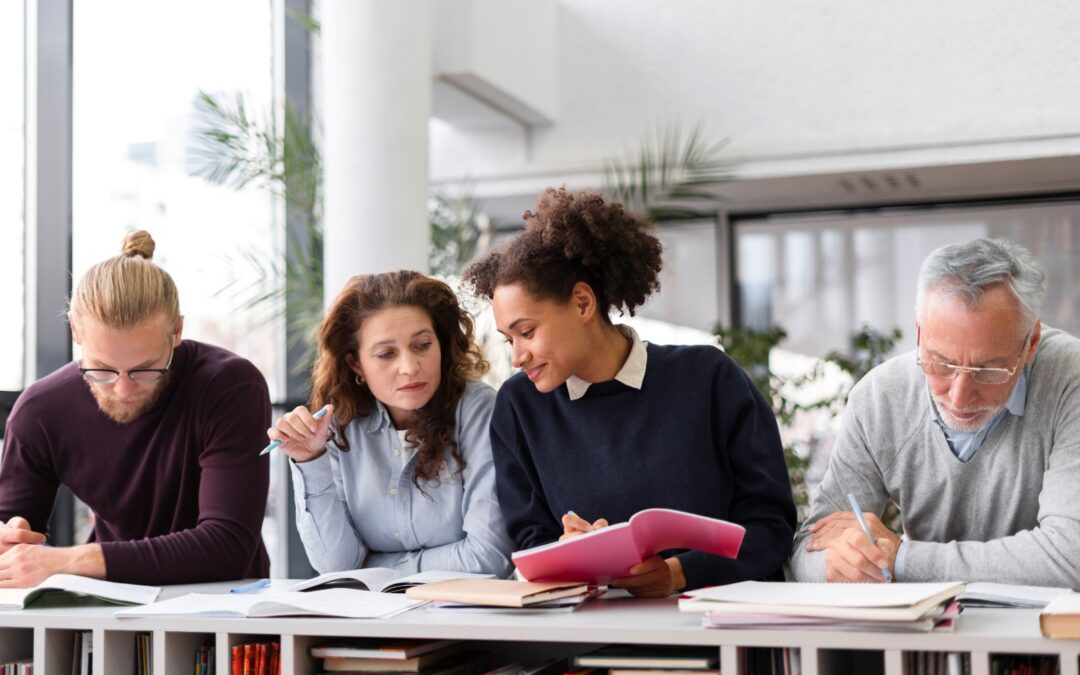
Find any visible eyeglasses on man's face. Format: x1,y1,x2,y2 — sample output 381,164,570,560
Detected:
79,344,174,385
915,327,1032,386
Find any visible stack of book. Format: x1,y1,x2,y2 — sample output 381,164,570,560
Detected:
988,654,1057,675
0,659,31,675
571,645,719,674
310,638,487,675
679,581,965,632
404,579,592,613
194,641,215,674
230,641,279,674
134,633,151,675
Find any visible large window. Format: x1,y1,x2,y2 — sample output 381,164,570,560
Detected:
72,2,279,393
735,201,1080,358
0,0,25,393
72,0,284,566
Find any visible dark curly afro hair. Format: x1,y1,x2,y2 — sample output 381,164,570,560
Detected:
464,187,663,318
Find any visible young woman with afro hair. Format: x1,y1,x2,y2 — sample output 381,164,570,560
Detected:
465,188,795,597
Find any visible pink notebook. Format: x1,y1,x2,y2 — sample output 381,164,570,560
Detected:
512,508,746,585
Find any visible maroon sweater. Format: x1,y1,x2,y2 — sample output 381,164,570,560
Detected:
0,340,270,584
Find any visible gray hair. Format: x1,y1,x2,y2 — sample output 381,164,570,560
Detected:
915,238,1046,332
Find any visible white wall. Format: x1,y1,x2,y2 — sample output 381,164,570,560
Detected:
431,0,1080,192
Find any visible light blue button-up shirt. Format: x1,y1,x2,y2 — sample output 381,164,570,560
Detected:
290,381,513,577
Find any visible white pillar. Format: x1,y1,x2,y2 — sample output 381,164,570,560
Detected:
320,0,432,306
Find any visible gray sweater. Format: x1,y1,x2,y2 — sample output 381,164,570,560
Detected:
791,325,1080,588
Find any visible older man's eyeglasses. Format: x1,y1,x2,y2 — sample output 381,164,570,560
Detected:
916,327,1032,385
79,346,174,385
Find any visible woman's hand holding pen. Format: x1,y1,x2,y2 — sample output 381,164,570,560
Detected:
558,511,684,598
267,404,335,463
559,511,608,541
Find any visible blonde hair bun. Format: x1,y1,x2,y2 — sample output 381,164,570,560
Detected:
122,230,156,259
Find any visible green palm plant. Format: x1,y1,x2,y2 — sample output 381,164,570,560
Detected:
192,90,324,374
602,123,731,222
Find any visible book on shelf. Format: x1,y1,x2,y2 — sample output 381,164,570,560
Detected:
70,629,91,675
321,642,461,672
0,574,160,610
318,649,488,675
1039,592,1080,638
114,588,423,619
289,568,492,594
483,657,566,675
0,659,33,675
404,578,589,608
679,580,966,622
573,645,719,670
958,582,1071,609
134,632,151,675
194,641,216,675
231,641,278,675
311,638,458,660
511,508,744,585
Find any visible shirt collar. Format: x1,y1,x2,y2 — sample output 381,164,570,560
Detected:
566,325,648,401
927,367,1028,461
360,396,395,433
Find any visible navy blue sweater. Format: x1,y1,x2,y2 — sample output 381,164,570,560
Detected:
490,343,796,590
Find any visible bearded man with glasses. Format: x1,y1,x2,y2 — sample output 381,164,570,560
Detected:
791,238,1080,587
0,231,270,586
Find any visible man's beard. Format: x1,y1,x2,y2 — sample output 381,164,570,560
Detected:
89,373,171,424
932,396,1000,432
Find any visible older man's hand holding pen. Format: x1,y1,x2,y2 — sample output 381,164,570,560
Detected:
805,494,901,583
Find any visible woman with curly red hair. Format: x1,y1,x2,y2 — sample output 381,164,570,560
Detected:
268,271,512,576
465,188,795,597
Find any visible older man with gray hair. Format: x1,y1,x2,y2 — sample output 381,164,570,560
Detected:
791,238,1080,587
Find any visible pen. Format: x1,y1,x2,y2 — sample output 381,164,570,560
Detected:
229,578,271,594
260,404,331,455
846,493,892,582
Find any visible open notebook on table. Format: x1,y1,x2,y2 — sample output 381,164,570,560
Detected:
958,582,1071,609
114,588,423,619
0,574,160,610
287,567,492,594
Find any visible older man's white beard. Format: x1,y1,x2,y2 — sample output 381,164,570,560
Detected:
933,397,1001,432
88,376,170,424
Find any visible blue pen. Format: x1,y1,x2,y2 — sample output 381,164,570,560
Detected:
846,492,893,583
260,404,331,455
230,578,270,594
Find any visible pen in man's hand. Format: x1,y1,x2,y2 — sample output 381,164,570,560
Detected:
846,492,893,583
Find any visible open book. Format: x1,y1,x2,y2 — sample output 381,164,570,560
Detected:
512,508,745,584
958,582,1071,609
287,568,493,594
679,581,966,622
114,589,423,620
0,574,160,610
